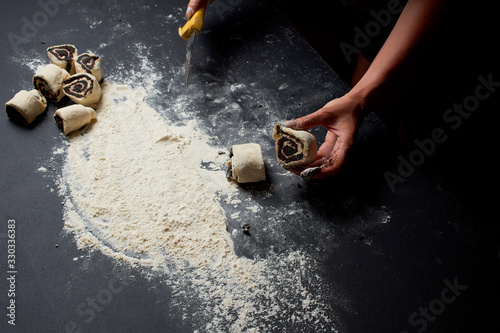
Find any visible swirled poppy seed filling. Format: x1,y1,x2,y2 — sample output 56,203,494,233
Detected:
78,54,98,72
47,45,76,72
34,78,56,101
63,75,94,98
277,136,304,162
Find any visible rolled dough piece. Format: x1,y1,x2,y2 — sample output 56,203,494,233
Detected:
5,90,47,125
226,143,266,183
75,53,103,82
33,64,71,103
272,124,317,168
54,104,96,135
63,73,102,106
47,44,78,74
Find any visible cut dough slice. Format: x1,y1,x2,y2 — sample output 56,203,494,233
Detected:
227,143,266,183
47,44,78,74
75,53,103,82
62,73,102,106
54,104,96,135
5,90,47,125
272,124,317,168
33,64,71,103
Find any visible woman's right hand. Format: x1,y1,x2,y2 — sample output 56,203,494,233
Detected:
285,93,367,179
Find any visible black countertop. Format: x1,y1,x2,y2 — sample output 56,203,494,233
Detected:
1,0,499,332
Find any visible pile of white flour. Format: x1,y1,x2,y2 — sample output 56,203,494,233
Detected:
52,66,343,331
60,82,235,269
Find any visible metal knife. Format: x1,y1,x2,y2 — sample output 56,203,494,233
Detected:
178,2,207,87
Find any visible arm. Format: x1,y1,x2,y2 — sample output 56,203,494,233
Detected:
287,0,445,179
351,0,445,109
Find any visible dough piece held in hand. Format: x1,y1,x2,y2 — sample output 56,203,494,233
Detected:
227,143,266,183
75,53,103,82
272,124,317,168
33,64,70,103
54,104,96,135
47,44,78,74
63,73,102,106
5,90,47,125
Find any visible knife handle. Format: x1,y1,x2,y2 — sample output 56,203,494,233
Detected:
178,2,208,41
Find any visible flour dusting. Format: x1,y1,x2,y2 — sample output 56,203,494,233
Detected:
60,82,236,268
44,44,344,331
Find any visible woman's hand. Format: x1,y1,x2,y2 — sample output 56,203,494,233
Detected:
186,0,211,18
285,93,366,179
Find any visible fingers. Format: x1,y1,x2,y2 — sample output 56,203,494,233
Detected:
284,97,347,131
284,108,330,131
283,115,342,178
282,97,359,179
186,0,208,18
293,133,353,179
311,136,353,179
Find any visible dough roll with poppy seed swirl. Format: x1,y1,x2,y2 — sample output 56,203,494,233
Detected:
63,73,102,106
54,104,96,135
272,124,317,168
47,44,77,74
75,53,103,82
33,64,70,103
5,90,47,125
226,143,266,183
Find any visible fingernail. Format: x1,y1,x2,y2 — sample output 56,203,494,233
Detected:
186,7,194,19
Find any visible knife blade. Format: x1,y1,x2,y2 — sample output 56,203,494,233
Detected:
184,32,195,87
178,2,207,87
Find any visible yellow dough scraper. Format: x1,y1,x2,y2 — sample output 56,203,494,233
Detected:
178,2,207,87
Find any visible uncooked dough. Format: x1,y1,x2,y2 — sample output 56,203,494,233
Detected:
54,104,96,135
5,90,47,125
47,44,78,74
272,124,317,168
227,143,266,183
63,73,102,106
33,64,70,103
75,53,103,82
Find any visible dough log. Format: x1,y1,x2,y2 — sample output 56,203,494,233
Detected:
33,64,70,103
54,104,96,135
227,143,266,183
5,90,47,125
75,53,103,82
63,73,102,106
47,44,78,74
272,124,317,168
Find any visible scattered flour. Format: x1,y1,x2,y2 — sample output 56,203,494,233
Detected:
60,82,236,269
48,48,343,331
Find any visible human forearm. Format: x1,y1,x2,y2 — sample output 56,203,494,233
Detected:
348,0,445,110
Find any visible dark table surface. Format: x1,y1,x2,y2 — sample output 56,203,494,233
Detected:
1,0,499,332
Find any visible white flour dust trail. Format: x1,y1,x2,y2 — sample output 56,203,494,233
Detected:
45,49,345,332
